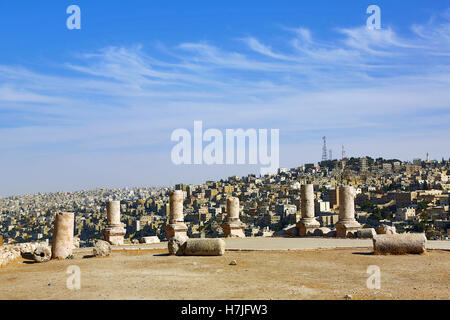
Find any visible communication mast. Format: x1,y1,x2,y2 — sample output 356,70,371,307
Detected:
322,136,328,162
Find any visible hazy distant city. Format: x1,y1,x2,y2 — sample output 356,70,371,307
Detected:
1,154,449,247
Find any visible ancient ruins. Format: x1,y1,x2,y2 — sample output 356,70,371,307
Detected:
335,186,362,237
0,183,434,269
164,190,188,241
221,197,246,238
297,184,320,236
51,212,74,259
103,201,126,245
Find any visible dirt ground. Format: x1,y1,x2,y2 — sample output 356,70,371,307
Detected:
0,248,449,300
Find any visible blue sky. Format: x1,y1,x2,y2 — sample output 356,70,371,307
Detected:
1,1,450,196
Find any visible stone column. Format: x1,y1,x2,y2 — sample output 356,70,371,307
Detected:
107,201,121,225
51,212,74,259
103,200,126,245
296,184,320,236
221,197,246,238
169,190,184,224
164,191,188,240
335,186,361,237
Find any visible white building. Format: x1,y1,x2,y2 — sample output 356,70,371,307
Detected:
396,207,416,221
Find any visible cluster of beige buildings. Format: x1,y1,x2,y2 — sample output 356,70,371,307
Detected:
1,157,450,245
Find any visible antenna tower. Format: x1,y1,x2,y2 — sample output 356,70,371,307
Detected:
322,136,328,162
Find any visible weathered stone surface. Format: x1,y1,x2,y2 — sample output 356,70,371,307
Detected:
222,197,246,238
335,186,361,237
377,224,397,235
169,190,184,223
165,191,188,240
14,242,37,254
0,247,21,267
297,184,320,236
221,223,246,238
285,225,299,237
32,246,52,263
103,201,126,246
73,237,80,249
51,212,74,260
313,227,331,237
261,231,275,237
274,224,298,237
326,230,337,237
168,234,188,256
357,228,377,239
183,238,226,256
93,240,111,257
140,236,160,244
1,241,52,267
346,231,357,238
373,233,427,255
227,197,240,220
106,201,121,225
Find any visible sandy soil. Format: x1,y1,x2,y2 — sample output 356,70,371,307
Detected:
0,248,449,300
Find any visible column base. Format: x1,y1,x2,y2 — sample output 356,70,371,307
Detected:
221,222,246,238
103,224,126,245
164,223,188,240
335,220,361,238
296,219,320,237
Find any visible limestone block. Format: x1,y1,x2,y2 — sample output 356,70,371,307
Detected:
326,230,337,237
14,242,37,255
0,248,21,267
357,228,377,239
346,231,357,238
313,227,331,236
373,233,427,255
183,238,226,256
377,224,397,235
73,237,80,249
221,222,246,238
140,236,160,244
32,246,52,263
168,234,189,256
274,225,298,237
93,240,111,257
262,231,274,237
164,223,188,240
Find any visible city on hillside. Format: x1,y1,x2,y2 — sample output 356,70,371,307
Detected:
1,156,450,247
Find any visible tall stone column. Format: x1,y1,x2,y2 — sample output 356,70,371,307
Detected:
335,186,361,237
51,212,74,259
164,190,188,240
103,200,126,245
296,184,320,236
221,197,246,238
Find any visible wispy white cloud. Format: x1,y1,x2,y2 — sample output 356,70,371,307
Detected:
1,10,450,195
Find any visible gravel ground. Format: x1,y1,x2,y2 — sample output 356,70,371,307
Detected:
0,247,448,300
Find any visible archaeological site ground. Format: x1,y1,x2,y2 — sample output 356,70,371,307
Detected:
1,238,449,300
